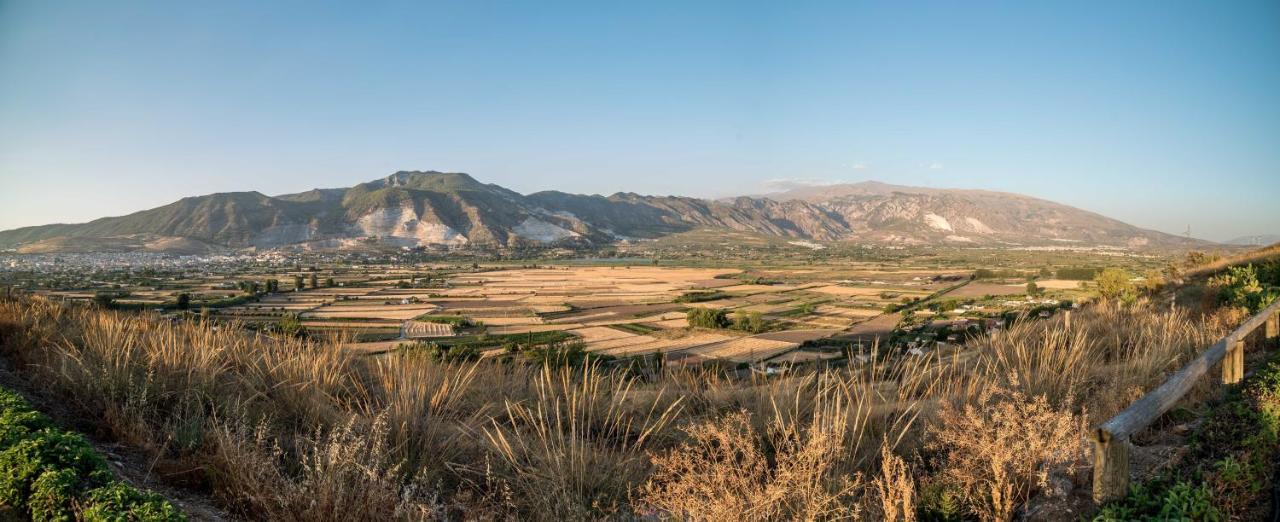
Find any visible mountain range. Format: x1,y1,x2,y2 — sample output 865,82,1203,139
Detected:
0,171,1207,253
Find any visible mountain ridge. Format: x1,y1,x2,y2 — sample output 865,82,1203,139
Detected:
0,171,1210,252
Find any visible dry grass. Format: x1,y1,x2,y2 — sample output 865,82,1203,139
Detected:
0,294,1240,520
872,443,916,522
926,382,1087,521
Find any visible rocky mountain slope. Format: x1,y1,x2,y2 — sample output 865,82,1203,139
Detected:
760,181,1182,247
0,172,1204,252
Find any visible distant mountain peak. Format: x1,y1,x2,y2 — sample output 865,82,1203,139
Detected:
0,170,1212,252
372,171,484,190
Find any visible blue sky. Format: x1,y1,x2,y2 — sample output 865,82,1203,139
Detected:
1,1,1277,241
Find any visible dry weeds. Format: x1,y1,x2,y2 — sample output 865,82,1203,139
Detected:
0,294,1240,520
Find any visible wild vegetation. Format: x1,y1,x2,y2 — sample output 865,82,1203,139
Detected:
1096,350,1280,521
0,284,1244,520
0,386,183,521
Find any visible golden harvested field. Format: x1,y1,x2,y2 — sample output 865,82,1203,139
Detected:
201,265,1009,358
946,282,1030,298
570,326,635,343
1034,278,1087,289
305,305,439,320
597,332,733,357
690,336,799,363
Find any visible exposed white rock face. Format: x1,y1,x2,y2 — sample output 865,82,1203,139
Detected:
788,240,826,250
945,235,974,242
924,213,953,232
512,217,579,242
353,206,467,245
965,217,995,234
254,224,317,247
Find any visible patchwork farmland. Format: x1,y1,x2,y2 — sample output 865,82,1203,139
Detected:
202,263,1021,365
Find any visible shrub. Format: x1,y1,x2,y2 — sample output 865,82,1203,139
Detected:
0,430,111,512
81,482,185,521
1056,267,1101,281
1093,480,1221,521
926,383,1086,521
674,291,729,303
873,443,916,522
400,341,481,363
640,409,860,520
686,307,728,329
732,310,765,333
1094,268,1135,302
413,314,472,328
1209,264,1279,313
0,387,182,521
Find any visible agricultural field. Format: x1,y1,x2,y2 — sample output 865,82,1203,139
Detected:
0,249,1178,368
1,244,1273,521
193,263,1079,364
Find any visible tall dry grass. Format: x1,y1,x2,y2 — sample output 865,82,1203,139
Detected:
0,294,1239,520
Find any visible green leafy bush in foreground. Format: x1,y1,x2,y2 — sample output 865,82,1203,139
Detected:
0,386,184,521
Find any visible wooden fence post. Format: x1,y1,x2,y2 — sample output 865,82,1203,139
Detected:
1064,310,1072,331
1222,339,1244,384
1093,430,1130,503
1267,313,1278,342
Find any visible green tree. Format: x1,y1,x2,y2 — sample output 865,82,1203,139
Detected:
309,274,318,289
1094,268,1135,301
293,275,304,291
175,293,190,310
92,293,114,309
325,277,335,288
277,313,305,338
1025,281,1040,296
732,310,764,332
687,307,728,329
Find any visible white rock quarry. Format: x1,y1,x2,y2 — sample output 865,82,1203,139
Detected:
254,224,318,248
924,213,953,232
354,206,468,245
512,217,579,242
787,240,826,250
964,217,995,234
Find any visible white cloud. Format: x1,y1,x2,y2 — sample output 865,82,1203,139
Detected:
928,162,944,170
851,163,868,170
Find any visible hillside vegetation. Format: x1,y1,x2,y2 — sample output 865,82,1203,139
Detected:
0,288,1246,520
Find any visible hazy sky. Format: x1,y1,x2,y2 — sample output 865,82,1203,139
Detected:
2,1,1278,241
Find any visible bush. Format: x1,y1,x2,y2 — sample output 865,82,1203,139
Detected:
926,383,1085,521
413,314,472,328
81,482,186,521
1056,267,1101,281
0,387,183,521
400,341,481,363
674,291,729,303
732,310,765,333
1094,268,1135,302
1093,480,1221,521
641,410,859,520
686,307,728,329
1210,264,1279,313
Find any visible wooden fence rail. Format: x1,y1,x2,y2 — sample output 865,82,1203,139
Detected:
1092,299,1280,503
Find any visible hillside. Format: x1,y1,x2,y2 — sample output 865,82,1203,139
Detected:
0,172,1208,252
759,181,1196,247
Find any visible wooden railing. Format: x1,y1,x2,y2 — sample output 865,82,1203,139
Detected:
1092,299,1280,503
